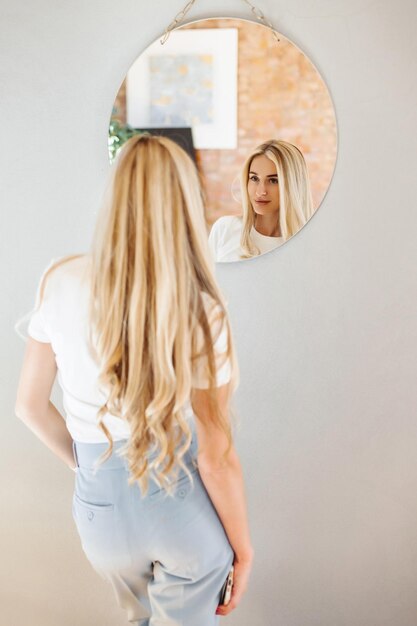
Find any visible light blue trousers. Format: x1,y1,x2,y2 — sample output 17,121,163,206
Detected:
72,429,234,625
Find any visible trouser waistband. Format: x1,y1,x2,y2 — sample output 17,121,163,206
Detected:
72,433,199,471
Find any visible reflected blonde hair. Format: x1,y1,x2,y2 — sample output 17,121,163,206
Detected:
87,133,239,496
239,140,314,259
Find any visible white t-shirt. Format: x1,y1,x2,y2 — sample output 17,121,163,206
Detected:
208,215,284,262
25,255,232,443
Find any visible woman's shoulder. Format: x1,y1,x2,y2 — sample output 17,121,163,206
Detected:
40,254,91,294
210,214,242,234
53,253,90,272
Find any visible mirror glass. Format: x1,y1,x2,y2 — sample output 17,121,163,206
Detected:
109,17,338,263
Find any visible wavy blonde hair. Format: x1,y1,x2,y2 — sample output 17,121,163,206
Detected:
87,133,239,496
18,134,240,496
239,139,314,259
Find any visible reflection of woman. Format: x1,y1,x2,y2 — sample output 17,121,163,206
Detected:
15,135,254,623
209,139,314,262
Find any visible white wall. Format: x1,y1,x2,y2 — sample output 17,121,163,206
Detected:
2,1,417,624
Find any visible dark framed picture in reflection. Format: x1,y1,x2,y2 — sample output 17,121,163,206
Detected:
134,127,196,164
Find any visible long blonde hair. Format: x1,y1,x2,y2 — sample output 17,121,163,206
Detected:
87,133,239,496
240,139,314,259
18,134,240,496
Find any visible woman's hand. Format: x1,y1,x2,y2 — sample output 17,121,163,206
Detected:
215,551,254,617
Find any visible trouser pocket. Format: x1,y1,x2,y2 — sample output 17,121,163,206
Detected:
146,465,199,504
72,482,131,572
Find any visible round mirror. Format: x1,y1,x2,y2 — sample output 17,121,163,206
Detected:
109,17,338,263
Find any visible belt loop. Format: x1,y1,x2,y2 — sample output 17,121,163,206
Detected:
72,440,80,469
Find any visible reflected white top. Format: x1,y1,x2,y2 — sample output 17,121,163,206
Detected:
25,255,232,443
208,215,284,262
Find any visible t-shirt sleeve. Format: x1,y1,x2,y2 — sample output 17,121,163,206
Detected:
191,300,232,389
26,259,56,343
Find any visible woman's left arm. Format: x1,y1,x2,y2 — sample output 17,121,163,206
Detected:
15,338,77,470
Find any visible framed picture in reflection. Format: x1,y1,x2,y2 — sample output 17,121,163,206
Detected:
126,29,238,149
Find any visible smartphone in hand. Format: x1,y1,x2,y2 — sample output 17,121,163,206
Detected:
219,565,234,605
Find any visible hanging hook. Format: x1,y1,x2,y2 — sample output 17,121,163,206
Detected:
160,0,280,45
242,0,280,42
160,0,197,45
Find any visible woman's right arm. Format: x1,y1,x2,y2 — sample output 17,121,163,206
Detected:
191,383,254,613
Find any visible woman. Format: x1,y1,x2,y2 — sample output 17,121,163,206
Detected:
208,139,314,262
15,134,254,625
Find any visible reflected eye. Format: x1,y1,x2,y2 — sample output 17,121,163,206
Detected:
270,178,278,184
249,175,259,182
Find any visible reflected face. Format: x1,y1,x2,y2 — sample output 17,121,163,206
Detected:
247,155,280,216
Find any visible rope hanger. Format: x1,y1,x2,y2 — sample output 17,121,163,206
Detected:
160,0,280,45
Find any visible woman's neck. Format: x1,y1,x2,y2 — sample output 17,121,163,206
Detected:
254,213,281,237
